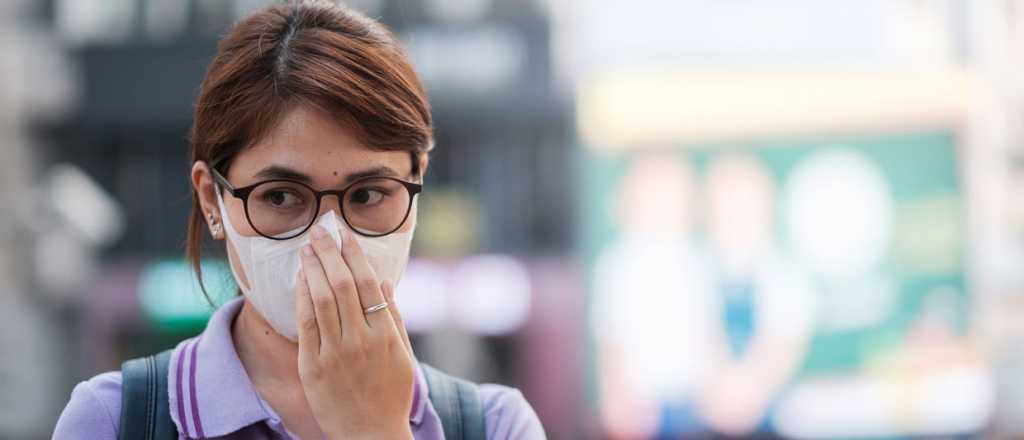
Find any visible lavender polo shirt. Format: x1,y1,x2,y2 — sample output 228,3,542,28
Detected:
54,298,545,439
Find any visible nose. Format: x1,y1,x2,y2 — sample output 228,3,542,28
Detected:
318,193,343,218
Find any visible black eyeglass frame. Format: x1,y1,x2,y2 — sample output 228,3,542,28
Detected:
211,167,422,240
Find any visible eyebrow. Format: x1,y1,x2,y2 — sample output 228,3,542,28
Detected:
253,164,401,186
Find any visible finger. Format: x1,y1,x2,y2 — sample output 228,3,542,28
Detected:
382,280,413,357
295,269,321,358
300,243,343,346
308,225,365,333
338,228,393,329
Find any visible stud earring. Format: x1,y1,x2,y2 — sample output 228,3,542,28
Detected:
208,213,221,238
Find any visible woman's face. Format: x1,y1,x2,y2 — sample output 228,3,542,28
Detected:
192,105,422,290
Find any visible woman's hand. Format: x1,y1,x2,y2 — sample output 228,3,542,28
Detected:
295,225,415,440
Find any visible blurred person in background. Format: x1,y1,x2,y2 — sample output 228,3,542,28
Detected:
592,153,721,438
697,153,815,436
53,2,543,439
593,152,815,439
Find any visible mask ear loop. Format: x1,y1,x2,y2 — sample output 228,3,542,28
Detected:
215,188,236,237
215,188,254,294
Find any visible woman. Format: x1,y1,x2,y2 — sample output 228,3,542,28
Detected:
53,1,545,439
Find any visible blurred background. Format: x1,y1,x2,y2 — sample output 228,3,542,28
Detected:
3,0,1024,439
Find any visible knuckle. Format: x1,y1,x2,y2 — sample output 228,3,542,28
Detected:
300,247,318,262
383,333,401,351
356,277,378,294
300,316,318,333
343,337,372,358
343,236,363,254
313,295,333,312
329,277,353,294
357,339,372,356
312,234,334,250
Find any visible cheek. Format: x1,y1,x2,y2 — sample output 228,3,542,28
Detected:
397,203,418,233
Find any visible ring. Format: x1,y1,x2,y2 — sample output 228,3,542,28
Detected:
363,301,388,315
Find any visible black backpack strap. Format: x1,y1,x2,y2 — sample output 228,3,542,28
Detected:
420,363,486,440
120,349,177,440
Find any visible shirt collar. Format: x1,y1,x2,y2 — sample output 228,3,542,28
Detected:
169,297,428,438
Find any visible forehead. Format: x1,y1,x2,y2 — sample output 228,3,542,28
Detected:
227,105,411,184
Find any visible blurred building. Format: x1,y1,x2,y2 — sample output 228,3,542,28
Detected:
0,1,79,439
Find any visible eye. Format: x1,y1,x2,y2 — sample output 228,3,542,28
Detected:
261,189,306,209
350,187,389,206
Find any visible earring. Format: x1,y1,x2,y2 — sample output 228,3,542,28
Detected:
208,213,221,238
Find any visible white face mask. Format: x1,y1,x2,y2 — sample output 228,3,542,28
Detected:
216,191,415,341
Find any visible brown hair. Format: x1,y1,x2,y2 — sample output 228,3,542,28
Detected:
186,0,433,299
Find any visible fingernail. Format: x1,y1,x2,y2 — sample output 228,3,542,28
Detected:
311,226,326,239
302,244,314,256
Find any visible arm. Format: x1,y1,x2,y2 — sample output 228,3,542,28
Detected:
53,372,122,440
480,384,546,440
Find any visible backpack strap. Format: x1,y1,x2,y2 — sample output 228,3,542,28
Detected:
120,349,177,440
420,363,486,440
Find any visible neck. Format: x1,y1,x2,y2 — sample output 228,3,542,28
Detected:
232,299,301,387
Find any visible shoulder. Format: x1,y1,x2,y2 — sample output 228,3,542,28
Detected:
479,383,546,440
53,371,123,440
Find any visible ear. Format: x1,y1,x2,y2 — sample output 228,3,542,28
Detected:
191,161,223,240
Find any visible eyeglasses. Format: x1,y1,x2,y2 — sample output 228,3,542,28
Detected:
211,167,422,240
